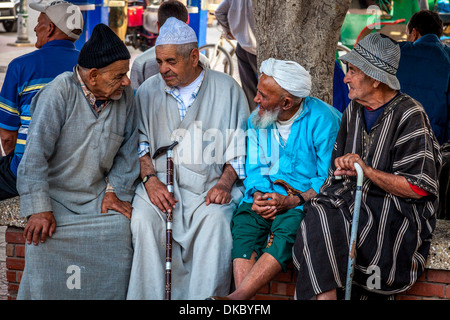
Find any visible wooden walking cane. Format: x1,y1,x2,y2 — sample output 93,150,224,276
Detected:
153,141,178,300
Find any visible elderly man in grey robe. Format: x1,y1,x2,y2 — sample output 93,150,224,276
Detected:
127,17,249,300
16,24,139,300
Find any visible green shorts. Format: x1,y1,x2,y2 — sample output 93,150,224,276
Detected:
230,202,305,272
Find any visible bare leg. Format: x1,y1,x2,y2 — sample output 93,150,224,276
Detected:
227,252,282,300
232,252,258,289
317,288,337,300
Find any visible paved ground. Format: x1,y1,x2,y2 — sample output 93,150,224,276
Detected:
0,9,238,300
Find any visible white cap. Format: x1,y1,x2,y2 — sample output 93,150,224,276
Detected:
260,58,312,98
30,0,84,40
155,17,197,46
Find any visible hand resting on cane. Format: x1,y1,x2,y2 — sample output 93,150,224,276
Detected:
140,153,178,213
334,153,423,199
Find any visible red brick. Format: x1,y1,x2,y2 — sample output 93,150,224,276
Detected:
256,283,269,294
427,270,450,284
255,294,289,300
273,270,292,282
270,281,296,296
6,270,17,283
417,271,426,282
6,257,25,271
5,227,25,244
396,294,422,300
5,243,14,257
8,282,20,292
16,271,23,283
15,244,25,258
406,282,445,298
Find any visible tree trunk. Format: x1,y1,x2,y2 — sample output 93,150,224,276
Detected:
253,0,352,104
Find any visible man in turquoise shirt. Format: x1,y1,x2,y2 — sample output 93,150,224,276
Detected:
209,58,342,300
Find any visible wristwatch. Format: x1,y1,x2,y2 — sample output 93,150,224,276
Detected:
293,192,306,206
142,174,156,185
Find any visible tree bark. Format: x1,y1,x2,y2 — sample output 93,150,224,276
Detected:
253,0,352,104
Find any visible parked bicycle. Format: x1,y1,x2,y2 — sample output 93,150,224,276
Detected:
199,30,236,76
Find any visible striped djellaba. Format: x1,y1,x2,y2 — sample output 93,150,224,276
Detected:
292,93,442,300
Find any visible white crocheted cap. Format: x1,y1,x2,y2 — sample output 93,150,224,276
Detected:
155,17,197,46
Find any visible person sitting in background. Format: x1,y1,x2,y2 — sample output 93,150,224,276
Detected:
0,0,83,200
130,0,209,91
396,9,450,145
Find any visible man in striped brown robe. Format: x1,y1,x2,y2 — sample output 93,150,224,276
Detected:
293,33,442,300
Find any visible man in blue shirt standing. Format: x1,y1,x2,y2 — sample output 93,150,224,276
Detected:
396,10,450,145
0,1,83,200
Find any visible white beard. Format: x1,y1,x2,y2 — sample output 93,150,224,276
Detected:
250,107,280,129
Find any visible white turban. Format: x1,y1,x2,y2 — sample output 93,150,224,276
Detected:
155,17,198,47
260,58,311,98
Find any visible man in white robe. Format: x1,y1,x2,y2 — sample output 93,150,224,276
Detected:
127,17,249,300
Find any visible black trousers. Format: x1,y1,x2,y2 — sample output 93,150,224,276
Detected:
0,153,19,200
235,43,258,112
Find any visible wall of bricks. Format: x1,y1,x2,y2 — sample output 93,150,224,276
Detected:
4,225,450,300
5,227,24,300
255,263,450,300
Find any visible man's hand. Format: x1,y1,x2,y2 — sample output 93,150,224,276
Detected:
205,182,232,205
252,192,299,220
205,163,237,206
334,153,368,177
101,191,133,219
144,176,177,213
24,211,56,245
334,152,422,199
252,191,277,219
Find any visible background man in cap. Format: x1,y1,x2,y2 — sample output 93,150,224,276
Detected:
16,23,139,299
396,10,449,146
127,17,249,299
0,0,83,200
215,0,258,112
209,58,341,300
130,0,209,91
395,10,450,220
292,33,442,300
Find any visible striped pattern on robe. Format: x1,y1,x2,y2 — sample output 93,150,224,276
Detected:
292,93,442,300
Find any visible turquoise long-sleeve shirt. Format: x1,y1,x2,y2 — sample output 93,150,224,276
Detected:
242,96,342,208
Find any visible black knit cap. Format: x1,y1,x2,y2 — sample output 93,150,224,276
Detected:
78,23,131,69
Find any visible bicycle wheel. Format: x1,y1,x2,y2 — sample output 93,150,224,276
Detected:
199,43,234,76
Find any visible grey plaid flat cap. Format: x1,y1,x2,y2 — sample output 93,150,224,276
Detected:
340,32,401,90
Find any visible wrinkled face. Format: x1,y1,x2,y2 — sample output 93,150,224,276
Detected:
34,13,51,49
155,44,198,87
254,74,284,116
92,60,131,100
251,74,285,128
343,63,375,103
